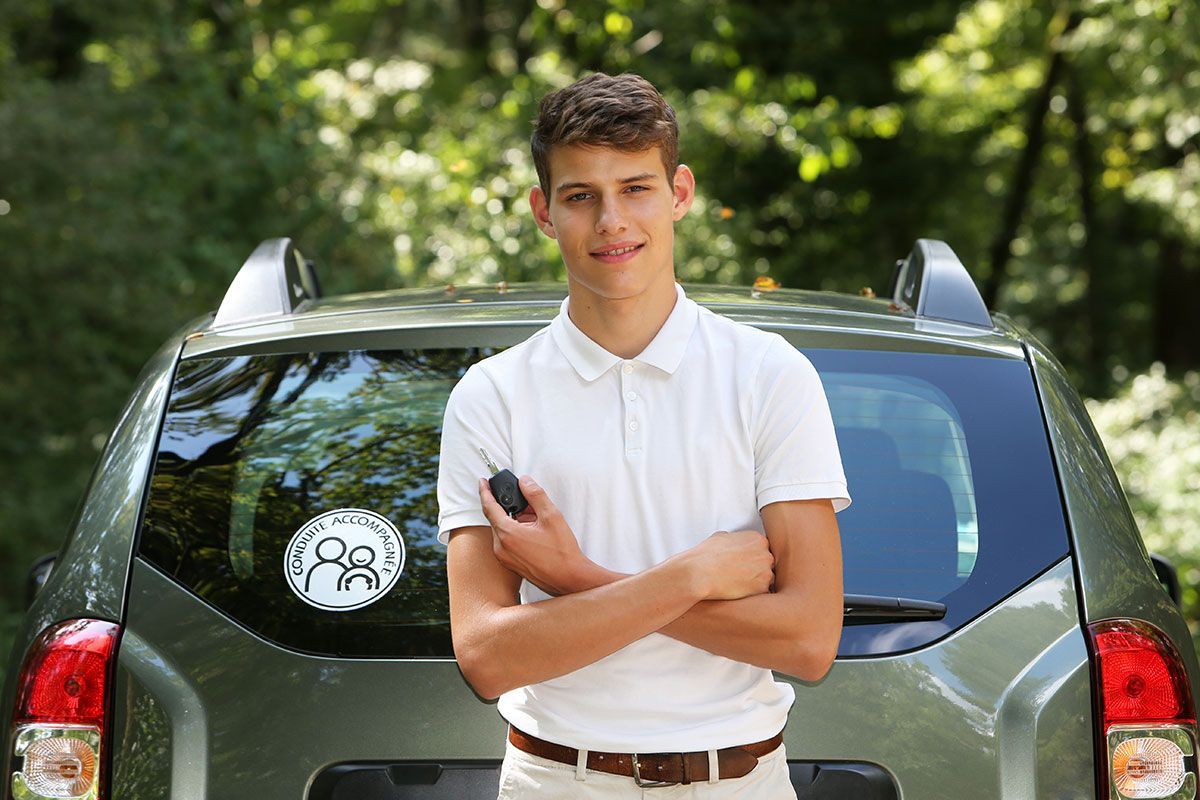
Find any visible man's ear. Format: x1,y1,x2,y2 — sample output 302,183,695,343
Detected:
671,165,696,222
529,186,557,239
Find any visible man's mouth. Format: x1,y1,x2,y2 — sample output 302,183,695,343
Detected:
590,243,644,261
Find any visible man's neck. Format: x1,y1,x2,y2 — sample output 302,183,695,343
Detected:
565,274,679,360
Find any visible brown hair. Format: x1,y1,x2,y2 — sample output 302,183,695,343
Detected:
531,72,679,195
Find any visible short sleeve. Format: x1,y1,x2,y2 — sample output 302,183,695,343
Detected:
751,336,852,513
435,364,510,544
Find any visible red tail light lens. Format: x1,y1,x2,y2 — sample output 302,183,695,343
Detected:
9,618,120,800
1094,621,1194,726
1089,619,1199,800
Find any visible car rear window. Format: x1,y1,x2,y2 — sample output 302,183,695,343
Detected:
136,343,1069,658
804,348,1069,655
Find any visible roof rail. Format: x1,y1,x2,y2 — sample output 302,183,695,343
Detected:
212,237,321,328
888,239,992,329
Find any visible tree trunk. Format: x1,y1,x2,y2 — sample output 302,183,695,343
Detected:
982,9,1081,308
205,0,243,101
13,2,92,80
459,0,491,73
512,0,537,71
1066,65,1106,393
1153,237,1200,371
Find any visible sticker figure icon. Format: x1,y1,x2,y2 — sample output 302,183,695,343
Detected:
339,546,380,591
305,536,349,593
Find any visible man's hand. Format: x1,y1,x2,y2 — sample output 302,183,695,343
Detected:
481,475,776,601
480,475,602,596
658,499,844,681
684,530,776,601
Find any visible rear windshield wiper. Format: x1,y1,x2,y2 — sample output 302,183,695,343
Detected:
843,594,947,625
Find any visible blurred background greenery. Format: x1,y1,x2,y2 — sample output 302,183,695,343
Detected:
2,0,1199,674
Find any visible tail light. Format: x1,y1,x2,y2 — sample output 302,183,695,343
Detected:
8,619,119,800
1089,619,1198,800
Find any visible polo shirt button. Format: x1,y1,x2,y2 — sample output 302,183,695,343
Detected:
629,420,639,431
622,363,633,375
625,391,637,401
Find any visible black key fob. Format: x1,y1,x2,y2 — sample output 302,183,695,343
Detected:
488,469,529,518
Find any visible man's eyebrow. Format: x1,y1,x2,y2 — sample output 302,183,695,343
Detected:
554,173,660,194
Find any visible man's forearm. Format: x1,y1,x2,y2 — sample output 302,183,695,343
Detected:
573,563,837,680
453,554,707,699
658,593,838,680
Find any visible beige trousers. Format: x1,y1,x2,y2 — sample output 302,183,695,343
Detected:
496,739,798,799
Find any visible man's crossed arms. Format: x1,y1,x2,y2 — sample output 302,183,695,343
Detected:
446,474,843,699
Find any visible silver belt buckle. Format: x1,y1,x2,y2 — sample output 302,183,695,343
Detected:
632,753,682,787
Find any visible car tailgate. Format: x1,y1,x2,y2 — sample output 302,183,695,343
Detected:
110,558,1091,799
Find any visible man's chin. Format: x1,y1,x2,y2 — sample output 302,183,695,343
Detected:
570,282,652,303
566,269,674,302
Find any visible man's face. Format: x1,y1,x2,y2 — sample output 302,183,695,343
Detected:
529,144,695,303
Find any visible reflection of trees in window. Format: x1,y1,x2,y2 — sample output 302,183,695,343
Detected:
139,348,492,658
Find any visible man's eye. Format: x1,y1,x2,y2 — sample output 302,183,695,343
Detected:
567,193,591,202
626,185,648,193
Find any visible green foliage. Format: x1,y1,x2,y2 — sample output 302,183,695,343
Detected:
2,0,1200,681
1088,366,1200,649
1071,0,1200,239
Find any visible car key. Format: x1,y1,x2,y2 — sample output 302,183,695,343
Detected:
479,448,529,518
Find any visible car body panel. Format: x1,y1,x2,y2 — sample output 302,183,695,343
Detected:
1019,327,1200,704
0,319,202,735
110,557,1092,799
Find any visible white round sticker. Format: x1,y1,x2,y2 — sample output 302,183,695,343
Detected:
284,508,406,611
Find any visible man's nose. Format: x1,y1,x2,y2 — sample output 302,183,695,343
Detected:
595,196,628,235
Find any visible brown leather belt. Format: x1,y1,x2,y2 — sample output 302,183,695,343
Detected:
507,726,784,786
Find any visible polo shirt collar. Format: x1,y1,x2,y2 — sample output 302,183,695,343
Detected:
550,282,698,382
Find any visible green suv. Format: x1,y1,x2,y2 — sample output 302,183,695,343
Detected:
3,237,1196,800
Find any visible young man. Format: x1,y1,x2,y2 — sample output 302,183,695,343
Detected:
436,72,851,798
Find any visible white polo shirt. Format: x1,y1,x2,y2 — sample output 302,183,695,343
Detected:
436,282,850,752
